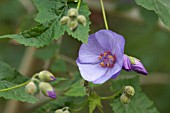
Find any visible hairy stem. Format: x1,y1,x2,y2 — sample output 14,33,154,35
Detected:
0,81,29,92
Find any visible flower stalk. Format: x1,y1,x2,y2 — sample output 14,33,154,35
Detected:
100,0,109,30
77,0,81,10
0,81,29,92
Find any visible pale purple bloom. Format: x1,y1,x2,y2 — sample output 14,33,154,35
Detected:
123,54,148,75
76,30,125,84
47,90,57,99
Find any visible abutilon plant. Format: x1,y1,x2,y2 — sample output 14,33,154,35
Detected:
0,0,166,113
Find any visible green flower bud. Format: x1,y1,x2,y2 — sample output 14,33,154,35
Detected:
63,110,70,113
120,93,130,104
68,20,78,31
60,16,70,25
77,15,86,26
25,81,37,95
38,70,56,82
124,86,135,96
55,109,63,113
39,82,56,98
67,8,78,19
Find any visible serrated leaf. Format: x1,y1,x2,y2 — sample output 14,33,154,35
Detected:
88,93,102,113
0,0,90,47
135,0,170,28
33,0,67,23
0,61,37,103
0,19,66,47
111,76,160,113
64,81,85,97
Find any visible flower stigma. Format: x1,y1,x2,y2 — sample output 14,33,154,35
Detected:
98,51,116,68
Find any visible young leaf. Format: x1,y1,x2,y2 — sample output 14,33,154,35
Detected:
88,93,102,113
135,0,170,28
0,61,37,103
110,76,160,113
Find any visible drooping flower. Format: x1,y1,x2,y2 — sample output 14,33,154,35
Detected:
76,30,125,84
123,54,148,75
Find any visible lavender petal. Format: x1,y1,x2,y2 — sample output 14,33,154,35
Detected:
76,60,108,82
78,34,105,64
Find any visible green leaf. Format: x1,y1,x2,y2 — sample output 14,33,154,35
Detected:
135,0,170,28
64,80,86,97
0,0,90,47
111,76,160,113
0,61,37,103
88,93,102,113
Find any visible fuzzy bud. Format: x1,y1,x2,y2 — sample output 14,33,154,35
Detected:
68,20,78,31
38,70,56,82
25,81,37,95
60,16,70,25
67,8,78,19
63,110,70,113
77,15,86,26
39,82,56,98
120,93,130,104
124,86,135,96
55,109,63,113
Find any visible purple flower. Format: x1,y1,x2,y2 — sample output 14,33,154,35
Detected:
76,30,125,84
123,54,148,75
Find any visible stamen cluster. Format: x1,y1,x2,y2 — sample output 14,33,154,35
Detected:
98,51,116,68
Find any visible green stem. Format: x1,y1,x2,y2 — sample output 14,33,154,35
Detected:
77,0,81,10
0,81,29,92
100,0,109,30
101,88,123,100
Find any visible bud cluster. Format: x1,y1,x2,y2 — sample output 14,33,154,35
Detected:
60,8,86,31
55,107,70,113
25,70,57,99
120,86,135,104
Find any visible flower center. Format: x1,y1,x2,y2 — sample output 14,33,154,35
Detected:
98,51,116,68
